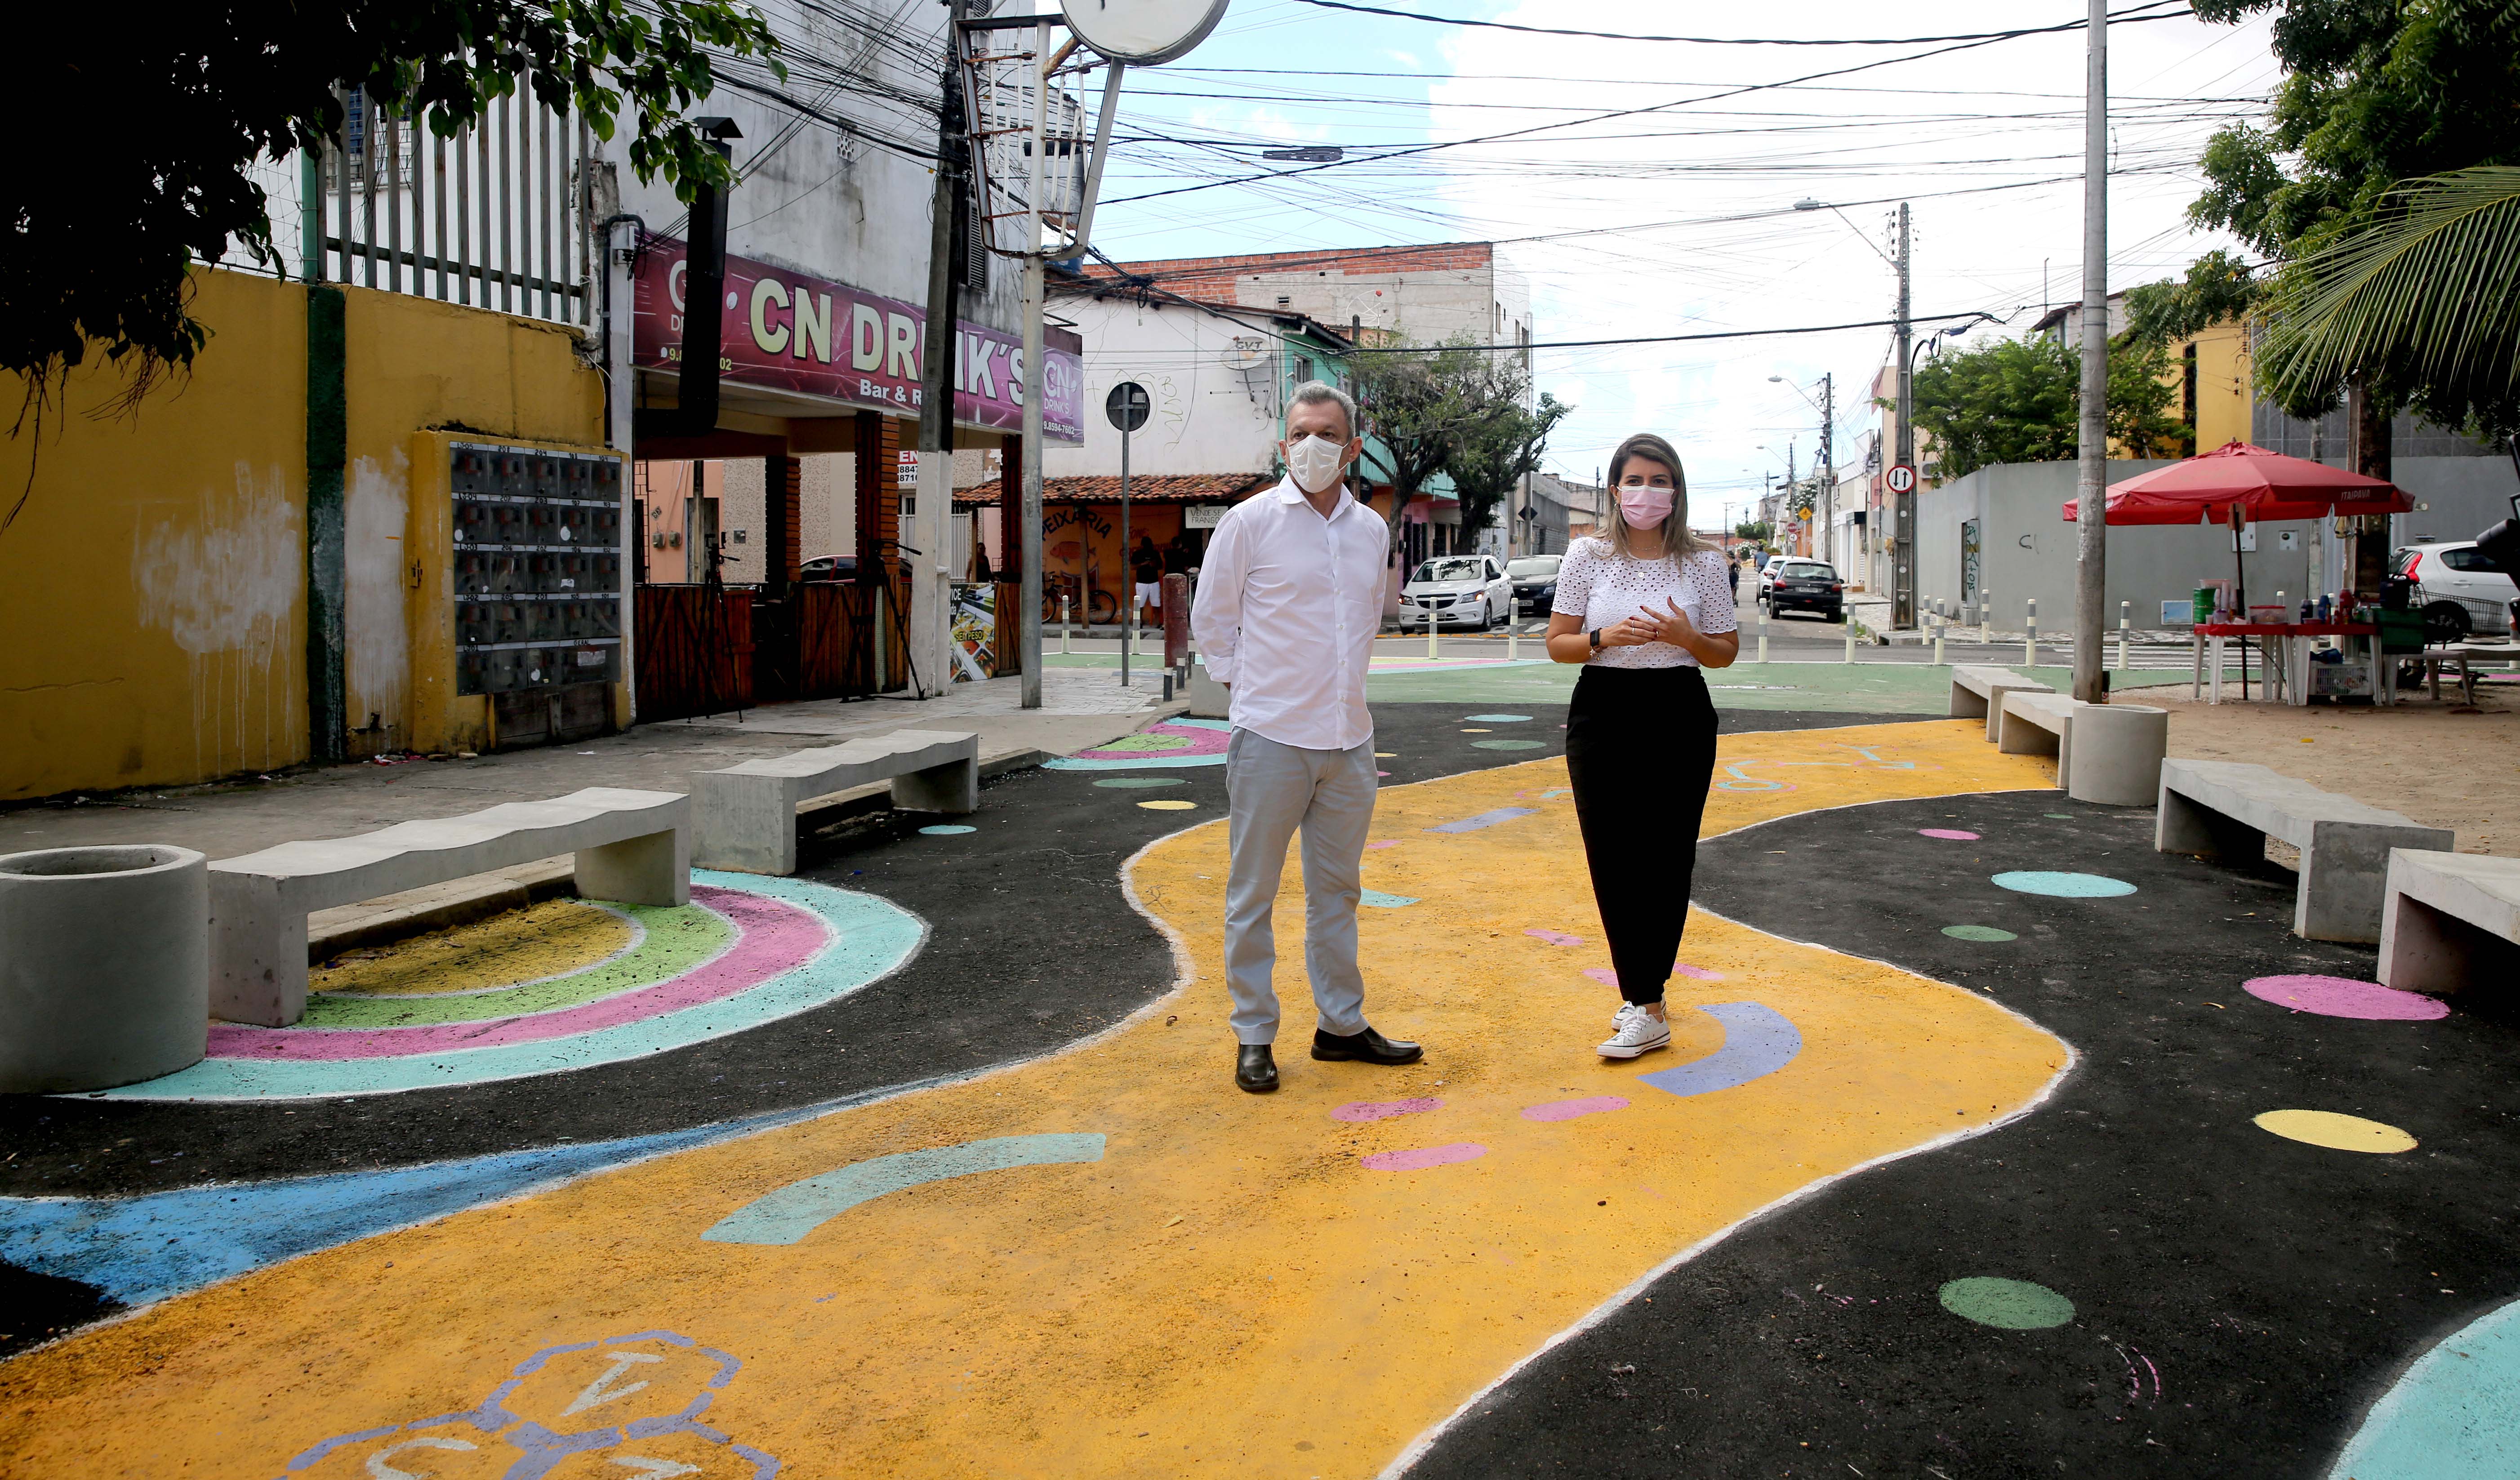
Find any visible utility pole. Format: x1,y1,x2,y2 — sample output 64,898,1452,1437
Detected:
2071,0,2109,702
913,0,970,698
1820,371,1834,564
1892,200,1914,631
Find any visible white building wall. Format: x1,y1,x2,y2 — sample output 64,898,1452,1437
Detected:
1042,297,1290,482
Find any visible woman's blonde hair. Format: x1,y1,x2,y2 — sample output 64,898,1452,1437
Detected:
1599,431,1709,564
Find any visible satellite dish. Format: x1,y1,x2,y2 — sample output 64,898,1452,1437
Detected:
1221,338,1267,372
1060,0,1233,65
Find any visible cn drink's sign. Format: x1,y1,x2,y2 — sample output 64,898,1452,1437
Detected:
632,235,1083,444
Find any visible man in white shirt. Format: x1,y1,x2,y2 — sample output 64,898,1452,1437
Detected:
1191,381,1425,1094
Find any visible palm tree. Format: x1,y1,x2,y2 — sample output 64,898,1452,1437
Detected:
2256,166,2520,445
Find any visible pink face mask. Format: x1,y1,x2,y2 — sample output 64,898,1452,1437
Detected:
1618,485,1674,528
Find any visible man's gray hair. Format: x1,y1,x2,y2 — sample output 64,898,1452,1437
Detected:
1290,379,1357,439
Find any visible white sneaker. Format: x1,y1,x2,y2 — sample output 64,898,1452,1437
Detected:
1597,1004,1671,1059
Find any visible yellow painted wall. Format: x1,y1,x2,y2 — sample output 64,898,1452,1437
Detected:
2183,318,2253,451
0,271,311,802
0,271,613,801
339,291,609,757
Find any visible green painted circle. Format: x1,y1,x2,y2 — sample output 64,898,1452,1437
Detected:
1941,925,2019,942
1471,739,1547,751
2044,812,2074,819
1465,713,1532,722
917,824,978,836
1939,1277,2075,1330
1091,777,1184,789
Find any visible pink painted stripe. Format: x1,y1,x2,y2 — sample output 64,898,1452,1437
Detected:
1331,1098,1443,1123
1361,1143,1487,1171
1525,928,1583,946
207,887,826,1061
1522,1095,1629,1122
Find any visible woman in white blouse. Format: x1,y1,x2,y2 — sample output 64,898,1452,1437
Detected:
1544,432,1741,1058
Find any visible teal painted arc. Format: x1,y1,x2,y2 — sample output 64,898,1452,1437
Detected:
702,1133,1108,1246
2327,1296,2520,1480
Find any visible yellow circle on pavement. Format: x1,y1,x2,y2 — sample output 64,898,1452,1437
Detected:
1138,800,1198,811
2253,1109,2417,1153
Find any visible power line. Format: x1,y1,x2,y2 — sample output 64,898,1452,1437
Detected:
1289,0,2188,47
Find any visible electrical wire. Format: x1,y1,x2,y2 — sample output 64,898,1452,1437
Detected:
1289,0,2188,47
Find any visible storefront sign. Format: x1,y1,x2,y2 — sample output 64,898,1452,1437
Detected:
632,235,1083,444
1183,505,1229,529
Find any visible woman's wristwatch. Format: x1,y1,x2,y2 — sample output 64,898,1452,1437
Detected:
1588,628,1603,651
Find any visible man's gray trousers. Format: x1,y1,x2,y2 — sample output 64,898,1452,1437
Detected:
1221,727,1377,1045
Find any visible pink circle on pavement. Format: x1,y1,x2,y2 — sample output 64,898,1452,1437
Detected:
1522,1096,1629,1122
1919,828,1981,840
2244,974,2449,1021
1331,1098,1443,1122
1361,1143,1488,1171
206,886,827,1060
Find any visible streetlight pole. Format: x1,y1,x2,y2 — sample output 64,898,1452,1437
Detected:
1893,200,1914,631
2072,0,2110,702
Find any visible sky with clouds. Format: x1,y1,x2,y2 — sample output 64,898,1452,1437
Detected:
1079,0,2281,525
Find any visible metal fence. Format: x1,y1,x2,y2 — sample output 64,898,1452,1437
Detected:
305,85,596,326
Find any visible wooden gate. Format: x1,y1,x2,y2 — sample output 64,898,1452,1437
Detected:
633,584,753,721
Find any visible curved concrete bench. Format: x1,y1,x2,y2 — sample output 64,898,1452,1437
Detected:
2155,759,2451,943
693,729,979,876
1950,665,2053,743
1997,692,2086,784
210,788,688,1027
2379,849,2520,993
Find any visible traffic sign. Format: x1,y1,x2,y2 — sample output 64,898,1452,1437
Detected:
1105,381,1151,432
1886,463,1917,494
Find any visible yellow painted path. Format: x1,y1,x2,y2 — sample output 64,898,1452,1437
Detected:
0,721,2070,1479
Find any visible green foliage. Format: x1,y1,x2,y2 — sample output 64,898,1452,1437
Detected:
1351,338,1572,544
2258,167,2520,440
1733,520,1771,543
1905,333,2191,479
2186,0,2520,419
2123,249,2262,347
7,0,784,395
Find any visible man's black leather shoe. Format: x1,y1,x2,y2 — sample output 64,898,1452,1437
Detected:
1310,1026,1423,1066
1236,1044,1279,1093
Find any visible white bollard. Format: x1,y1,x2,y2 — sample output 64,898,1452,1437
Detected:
1061,596,1071,655
1757,606,1769,664
1934,614,1946,667
1507,599,1519,661
2025,597,2038,667
2117,600,2131,671
1843,607,1856,663
1981,592,1994,645
1427,604,1439,660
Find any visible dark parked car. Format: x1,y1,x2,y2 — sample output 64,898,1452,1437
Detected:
1762,558,1845,621
1506,555,1562,615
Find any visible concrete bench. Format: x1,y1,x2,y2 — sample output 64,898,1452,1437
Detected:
210,787,688,1027
1999,694,2169,805
692,729,979,876
1950,665,2054,742
2155,759,2453,943
2379,850,2520,994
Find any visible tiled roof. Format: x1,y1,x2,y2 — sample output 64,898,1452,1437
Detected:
956,473,1275,507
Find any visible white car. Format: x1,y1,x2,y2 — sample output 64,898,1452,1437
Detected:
1399,555,1514,630
2395,541,2516,639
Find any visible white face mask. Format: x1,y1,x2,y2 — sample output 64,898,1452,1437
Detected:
1286,434,1347,494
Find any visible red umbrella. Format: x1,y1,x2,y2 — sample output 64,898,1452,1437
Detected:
2060,440,2413,525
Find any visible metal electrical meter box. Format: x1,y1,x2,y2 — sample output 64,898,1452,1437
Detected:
450,443,627,720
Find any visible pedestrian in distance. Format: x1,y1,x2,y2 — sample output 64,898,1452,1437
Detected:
1190,381,1424,1094
1544,432,1740,1058
1131,534,1164,632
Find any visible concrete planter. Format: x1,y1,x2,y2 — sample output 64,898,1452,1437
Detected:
0,844,209,1093
2066,706,2170,807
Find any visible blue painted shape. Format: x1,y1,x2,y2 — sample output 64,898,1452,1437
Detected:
1465,714,1532,722
917,824,977,835
1635,1002,1803,1098
1168,718,1233,731
2327,1296,2520,1479
95,872,924,1100
1425,807,1538,835
1042,752,1225,771
702,1133,1106,1245
1990,870,2137,898
1358,889,1419,908
0,1100,836,1307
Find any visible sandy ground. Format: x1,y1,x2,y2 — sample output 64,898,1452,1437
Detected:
2147,683,2520,855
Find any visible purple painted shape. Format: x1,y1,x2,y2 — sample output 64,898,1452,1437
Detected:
1919,828,1981,840
208,887,827,1061
1583,967,1618,987
1331,1097,1444,1122
1073,720,1232,763
1425,807,1537,835
1526,928,1583,946
1366,840,1398,850
2244,973,2450,1021
1522,1096,1630,1122
1361,1143,1488,1171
